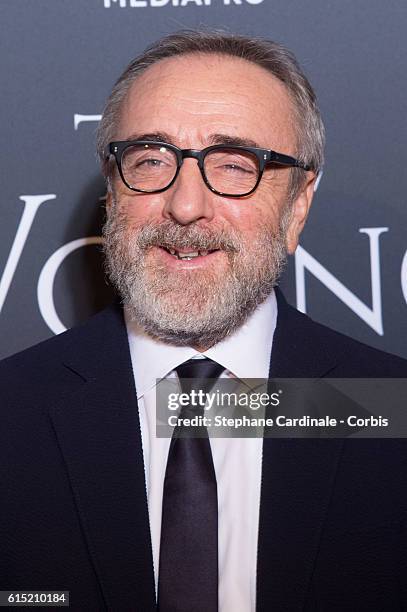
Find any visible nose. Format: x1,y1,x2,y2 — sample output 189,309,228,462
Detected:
162,158,215,225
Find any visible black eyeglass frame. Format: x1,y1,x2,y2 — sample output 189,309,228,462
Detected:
106,140,312,197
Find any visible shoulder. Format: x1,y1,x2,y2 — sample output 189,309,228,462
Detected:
309,314,406,375
274,288,407,377
0,301,126,403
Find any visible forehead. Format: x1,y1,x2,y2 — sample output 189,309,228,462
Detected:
116,53,297,151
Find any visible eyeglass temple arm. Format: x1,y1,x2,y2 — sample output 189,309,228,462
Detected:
266,150,312,172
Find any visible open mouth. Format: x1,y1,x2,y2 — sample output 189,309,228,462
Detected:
160,246,220,261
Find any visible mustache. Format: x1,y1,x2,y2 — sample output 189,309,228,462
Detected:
135,220,242,252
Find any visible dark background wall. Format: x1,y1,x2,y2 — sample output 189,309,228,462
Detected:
1,0,406,360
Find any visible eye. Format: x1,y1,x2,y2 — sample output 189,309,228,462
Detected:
121,144,177,173
136,157,165,168
221,162,256,174
206,149,259,176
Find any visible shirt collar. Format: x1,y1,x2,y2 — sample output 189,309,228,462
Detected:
125,289,277,399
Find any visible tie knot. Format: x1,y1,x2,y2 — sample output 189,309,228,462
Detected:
175,358,225,396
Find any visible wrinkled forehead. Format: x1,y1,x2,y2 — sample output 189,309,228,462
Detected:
116,53,298,152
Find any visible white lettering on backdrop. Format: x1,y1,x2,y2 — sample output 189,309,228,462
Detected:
103,0,263,6
37,237,103,335
0,195,56,314
295,228,389,335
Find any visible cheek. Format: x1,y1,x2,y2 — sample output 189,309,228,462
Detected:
114,189,165,226
220,193,282,237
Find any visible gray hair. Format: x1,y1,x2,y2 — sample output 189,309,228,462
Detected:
96,29,325,198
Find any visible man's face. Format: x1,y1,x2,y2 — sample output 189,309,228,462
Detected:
104,53,315,348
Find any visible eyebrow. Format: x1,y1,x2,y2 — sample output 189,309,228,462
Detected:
208,133,262,149
125,132,173,143
123,132,263,149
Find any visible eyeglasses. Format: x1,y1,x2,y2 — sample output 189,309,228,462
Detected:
106,140,312,198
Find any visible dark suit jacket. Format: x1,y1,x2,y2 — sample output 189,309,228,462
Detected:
1,289,407,612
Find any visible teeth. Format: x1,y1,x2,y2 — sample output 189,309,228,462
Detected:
178,251,199,260
163,247,214,260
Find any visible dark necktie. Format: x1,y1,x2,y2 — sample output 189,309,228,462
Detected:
158,357,225,612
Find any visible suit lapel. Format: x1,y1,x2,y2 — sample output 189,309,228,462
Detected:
49,304,156,611
256,290,345,611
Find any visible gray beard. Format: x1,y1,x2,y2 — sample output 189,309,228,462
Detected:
103,204,290,348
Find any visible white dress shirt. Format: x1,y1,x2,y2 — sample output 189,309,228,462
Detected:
125,290,277,612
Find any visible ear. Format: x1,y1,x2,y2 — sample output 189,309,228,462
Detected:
285,172,317,254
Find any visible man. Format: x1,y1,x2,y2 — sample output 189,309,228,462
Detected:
1,30,407,612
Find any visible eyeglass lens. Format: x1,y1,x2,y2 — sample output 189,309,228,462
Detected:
120,143,261,195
